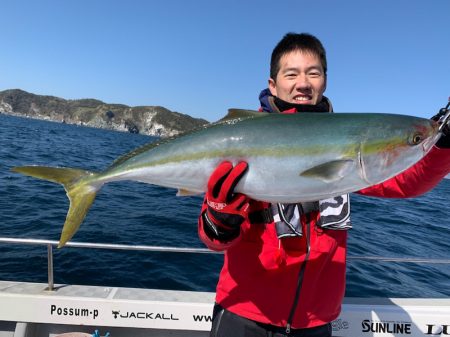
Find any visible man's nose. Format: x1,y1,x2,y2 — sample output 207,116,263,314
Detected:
295,74,311,89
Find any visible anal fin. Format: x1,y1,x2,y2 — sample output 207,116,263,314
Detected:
177,188,202,197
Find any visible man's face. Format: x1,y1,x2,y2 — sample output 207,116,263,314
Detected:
269,50,326,105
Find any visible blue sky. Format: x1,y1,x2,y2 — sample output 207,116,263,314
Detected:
1,0,449,122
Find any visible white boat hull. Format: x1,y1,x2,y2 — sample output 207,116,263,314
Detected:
0,281,449,337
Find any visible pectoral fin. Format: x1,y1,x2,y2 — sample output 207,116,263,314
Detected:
300,159,354,183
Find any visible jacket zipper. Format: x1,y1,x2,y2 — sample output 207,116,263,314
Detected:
285,208,311,334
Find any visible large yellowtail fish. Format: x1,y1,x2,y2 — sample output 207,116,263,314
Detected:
12,110,440,247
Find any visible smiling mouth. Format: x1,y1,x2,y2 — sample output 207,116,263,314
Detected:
293,95,312,103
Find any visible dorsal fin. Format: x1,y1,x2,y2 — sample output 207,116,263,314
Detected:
219,108,268,122
109,124,209,168
109,140,163,168
110,109,265,168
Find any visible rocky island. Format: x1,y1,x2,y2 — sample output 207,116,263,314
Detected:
0,89,209,137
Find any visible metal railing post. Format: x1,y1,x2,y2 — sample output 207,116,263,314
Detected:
47,243,54,291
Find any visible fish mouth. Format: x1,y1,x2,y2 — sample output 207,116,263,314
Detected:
423,133,441,153
421,120,441,153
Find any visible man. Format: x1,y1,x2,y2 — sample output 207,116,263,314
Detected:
198,33,450,337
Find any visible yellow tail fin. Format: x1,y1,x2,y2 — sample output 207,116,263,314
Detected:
12,166,100,248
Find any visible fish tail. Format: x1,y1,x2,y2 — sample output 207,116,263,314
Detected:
12,166,101,248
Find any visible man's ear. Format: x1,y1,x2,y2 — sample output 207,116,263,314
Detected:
268,78,277,96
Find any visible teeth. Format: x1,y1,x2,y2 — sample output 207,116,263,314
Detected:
294,97,310,101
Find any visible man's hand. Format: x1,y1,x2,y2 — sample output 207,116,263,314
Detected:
202,161,249,241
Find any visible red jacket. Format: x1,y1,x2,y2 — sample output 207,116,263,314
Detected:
198,145,450,329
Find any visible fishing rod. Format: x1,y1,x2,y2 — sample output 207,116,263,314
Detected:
434,97,450,133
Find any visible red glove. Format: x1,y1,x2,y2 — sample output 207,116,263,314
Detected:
201,161,249,241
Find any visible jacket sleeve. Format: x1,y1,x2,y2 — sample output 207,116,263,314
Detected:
358,146,450,198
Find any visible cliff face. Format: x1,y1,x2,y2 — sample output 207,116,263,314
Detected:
0,89,209,137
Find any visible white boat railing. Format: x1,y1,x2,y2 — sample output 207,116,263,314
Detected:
1,236,450,291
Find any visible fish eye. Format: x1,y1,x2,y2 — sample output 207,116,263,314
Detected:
409,133,423,145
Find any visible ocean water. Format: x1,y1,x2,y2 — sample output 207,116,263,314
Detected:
1,114,449,298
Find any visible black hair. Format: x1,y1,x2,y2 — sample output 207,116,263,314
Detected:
270,33,327,80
